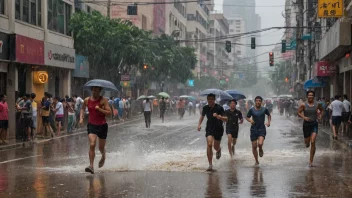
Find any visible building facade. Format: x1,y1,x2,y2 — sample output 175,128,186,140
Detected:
1,0,75,138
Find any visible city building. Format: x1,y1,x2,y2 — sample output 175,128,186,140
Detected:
207,12,229,76
185,1,212,77
165,0,187,41
1,0,76,138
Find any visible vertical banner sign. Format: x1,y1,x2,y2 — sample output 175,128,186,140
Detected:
318,0,344,18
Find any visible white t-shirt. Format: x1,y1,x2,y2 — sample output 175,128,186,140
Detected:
143,100,152,112
75,97,84,111
56,102,64,115
331,100,345,116
343,100,351,112
188,102,193,107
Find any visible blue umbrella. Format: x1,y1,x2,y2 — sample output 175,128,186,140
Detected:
83,79,118,91
225,90,246,100
200,89,233,100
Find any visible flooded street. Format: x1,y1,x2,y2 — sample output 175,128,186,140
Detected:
1,112,352,197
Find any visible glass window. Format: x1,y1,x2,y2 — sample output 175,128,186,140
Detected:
15,0,41,26
48,0,72,36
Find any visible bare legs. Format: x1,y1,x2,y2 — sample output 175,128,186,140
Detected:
252,136,265,165
305,132,317,166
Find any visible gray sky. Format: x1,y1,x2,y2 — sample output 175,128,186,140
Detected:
214,0,286,73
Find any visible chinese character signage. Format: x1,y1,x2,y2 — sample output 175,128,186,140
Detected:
318,0,344,18
15,35,44,65
44,42,75,69
33,71,49,84
316,61,336,76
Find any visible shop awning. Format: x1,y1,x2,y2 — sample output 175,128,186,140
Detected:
304,79,326,89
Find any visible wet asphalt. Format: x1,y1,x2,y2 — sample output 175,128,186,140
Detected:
1,110,352,197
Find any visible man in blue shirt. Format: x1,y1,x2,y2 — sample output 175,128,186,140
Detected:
246,96,271,165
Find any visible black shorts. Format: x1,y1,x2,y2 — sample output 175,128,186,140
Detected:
303,121,318,138
342,112,350,122
332,116,342,126
87,123,108,139
23,117,33,129
226,126,239,138
250,126,266,142
56,117,64,122
42,116,50,124
205,127,224,141
0,120,8,129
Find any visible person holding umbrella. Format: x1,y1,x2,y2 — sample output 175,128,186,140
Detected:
80,80,115,174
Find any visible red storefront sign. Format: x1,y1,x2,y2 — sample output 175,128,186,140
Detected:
16,35,44,65
316,61,336,76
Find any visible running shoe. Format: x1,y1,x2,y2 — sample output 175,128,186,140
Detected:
85,166,94,174
259,148,264,157
206,165,213,171
216,149,221,160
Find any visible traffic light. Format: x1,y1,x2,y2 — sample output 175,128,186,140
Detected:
251,37,256,49
143,64,148,70
281,40,286,53
225,40,231,53
127,4,138,15
269,52,274,66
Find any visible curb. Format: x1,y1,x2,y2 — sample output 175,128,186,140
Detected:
0,115,144,151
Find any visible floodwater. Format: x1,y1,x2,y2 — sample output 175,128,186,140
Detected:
0,110,352,197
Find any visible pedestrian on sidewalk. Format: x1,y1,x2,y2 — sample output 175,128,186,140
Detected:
118,98,124,122
197,93,228,171
342,94,350,134
297,91,323,167
225,99,243,156
143,98,152,128
16,94,33,142
66,98,75,134
53,97,64,136
73,95,84,129
30,93,37,140
330,95,345,140
80,86,111,174
0,94,9,144
245,96,271,165
159,97,166,123
41,93,55,138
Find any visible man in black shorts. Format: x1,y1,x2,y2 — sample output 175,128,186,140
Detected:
246,96,271,165
198,93,228,171
225,99,243,156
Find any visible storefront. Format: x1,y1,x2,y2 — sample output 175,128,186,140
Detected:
43,42,75,98
71,54,89,97
0,32,10,95
311,61,336,99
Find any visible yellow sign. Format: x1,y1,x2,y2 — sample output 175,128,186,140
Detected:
120,81,130,87
33,71,49,84
318,0,344,18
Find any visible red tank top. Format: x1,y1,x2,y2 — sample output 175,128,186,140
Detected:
88,96,106,125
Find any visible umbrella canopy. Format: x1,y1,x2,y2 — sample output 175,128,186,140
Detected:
179,95,196,100
200,89,233,100
158,92,170,98
225,90,246,100
83,79,118,91
148,95,156,99
137,95,147,100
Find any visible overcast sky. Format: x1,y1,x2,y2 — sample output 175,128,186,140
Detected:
214,0,286,72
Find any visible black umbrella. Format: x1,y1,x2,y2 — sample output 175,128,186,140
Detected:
83,79,119,91
200,89,233,100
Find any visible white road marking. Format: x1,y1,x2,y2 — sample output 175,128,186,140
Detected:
0,155,41,164
188,138,200,145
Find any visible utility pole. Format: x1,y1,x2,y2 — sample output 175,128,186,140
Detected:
296,0,304,97
107,0,111,19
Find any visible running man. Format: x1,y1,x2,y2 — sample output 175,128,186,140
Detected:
297,91,323,167
197,93,228,171
225,99,243,156
245,96,271,165
80,86,111,174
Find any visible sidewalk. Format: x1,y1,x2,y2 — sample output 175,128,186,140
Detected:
0,115,143,151
319,124,352,149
